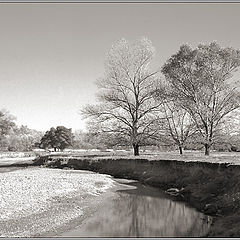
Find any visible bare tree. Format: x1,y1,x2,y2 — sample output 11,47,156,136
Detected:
162,42,240,155
82,38,162,156
160,101,196,154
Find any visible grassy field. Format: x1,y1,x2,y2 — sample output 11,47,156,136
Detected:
141,150,240,165
0,152,36,166
1,149,240,166
46,149,240,165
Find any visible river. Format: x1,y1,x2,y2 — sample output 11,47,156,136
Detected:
59,179,211,237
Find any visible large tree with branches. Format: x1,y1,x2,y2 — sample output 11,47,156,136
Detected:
160,101,196,154
162,42,240,155
82,38,162,156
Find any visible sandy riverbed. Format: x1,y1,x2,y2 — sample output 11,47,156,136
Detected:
0,167,115,237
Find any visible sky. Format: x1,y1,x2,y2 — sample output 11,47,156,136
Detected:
0,2,240,132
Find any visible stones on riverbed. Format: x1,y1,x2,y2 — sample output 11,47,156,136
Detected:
204,204,218,215
165,187,186,200
62,167,74,170
166,188,182,196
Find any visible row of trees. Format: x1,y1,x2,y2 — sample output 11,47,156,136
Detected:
1,38,239,156
0,109,75,152
2,118,238,154
82,38,240,156
0,109,43,151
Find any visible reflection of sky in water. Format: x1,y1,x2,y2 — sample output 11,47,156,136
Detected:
62,183,211,237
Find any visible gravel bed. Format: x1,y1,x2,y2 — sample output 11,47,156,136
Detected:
0,167,114,237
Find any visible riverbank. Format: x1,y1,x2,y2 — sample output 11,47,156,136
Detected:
35,155,240,237
0,167,116,237
1,166,208,237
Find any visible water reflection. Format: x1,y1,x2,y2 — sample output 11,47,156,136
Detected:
62,182,211,237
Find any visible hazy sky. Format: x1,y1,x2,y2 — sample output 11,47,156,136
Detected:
0,3,240,131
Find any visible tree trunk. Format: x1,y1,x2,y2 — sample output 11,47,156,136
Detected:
204,143,210,156
133,143,139,156
179,145,183,155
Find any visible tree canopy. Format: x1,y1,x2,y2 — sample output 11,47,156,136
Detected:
82,38,163,155
162,42,240,155
40,126,74,151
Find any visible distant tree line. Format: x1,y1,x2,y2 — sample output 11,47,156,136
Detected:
1,106,240,155
0,109,43,151
0,110,75,152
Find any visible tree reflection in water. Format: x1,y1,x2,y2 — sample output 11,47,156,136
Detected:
63,182,211,237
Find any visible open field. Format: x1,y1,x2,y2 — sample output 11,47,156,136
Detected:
2,150,240,166
46,150,240,165
0,157,36,167
0,152,36,166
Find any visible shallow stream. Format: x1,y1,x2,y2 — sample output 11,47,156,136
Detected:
60,179,211,237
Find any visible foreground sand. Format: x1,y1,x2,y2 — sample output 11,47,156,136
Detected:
0,167,115,237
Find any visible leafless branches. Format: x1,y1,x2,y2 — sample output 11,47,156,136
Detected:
81,38,162,155
162,42,240,155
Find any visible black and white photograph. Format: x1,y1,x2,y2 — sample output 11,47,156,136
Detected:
0,0,240,237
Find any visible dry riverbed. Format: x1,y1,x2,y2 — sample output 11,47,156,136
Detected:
0,167,115,237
